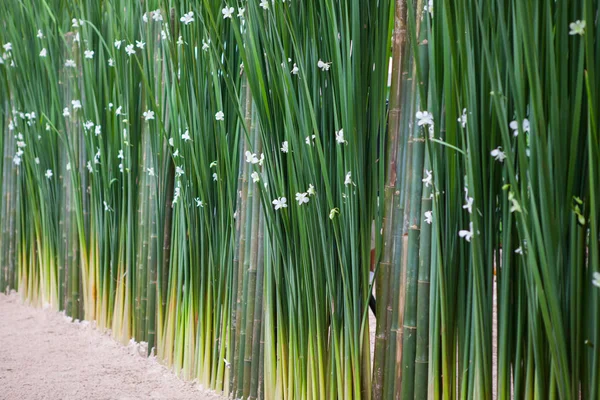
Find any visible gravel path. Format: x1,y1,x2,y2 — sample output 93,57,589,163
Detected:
0,292,221,400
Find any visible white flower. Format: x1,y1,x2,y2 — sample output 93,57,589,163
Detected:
74,32,80,43
37,30,44,39
182,129,191,141
422,169,432,187
463,196,474,214
307,184,316,196
215,111,225,121
592,272,600,288
195,198,204,208
569,20,586,36
45,169,53,179
103,201,112,211
13,155,21,165
72,100,82,109
175,165,184,177
202,39,210,51
305,135,316,145
114,40,123,49
117,149,124,159
237,8,245,18
222,6,235,19
169,137,174,147
344,171,352,186
39,48,47,57
108,58,115,67
177,36,184,46
491,147,506,162
115,106,123,116
143,110,155,121
416,111,434,127
508,192,521,213
335,129,345,144
251,172,260,183
509,118,530,137
143,13,149,23
272,197,288,210
136,40,145,49
458,108,467,128
66,162,71,170
258,153,265,166
173,149,180,157
329,207,340,220
63,107,70,117
125,44,135,56
291,63,299,75
152,10,163,21
259,0,269,9
458,222,473,242
65,59,76,68
213,173,218,181
317,60,331,71
424,210,433,224
281,141,289,153
295,192,309,205
84,49,94,59
35,157,40,164
180,11,195,25
84,120,94,130
87,161,93,173
515,246,523,255
147,167,155,176
3,43,12,52
17,140,26,148
161,30,167,40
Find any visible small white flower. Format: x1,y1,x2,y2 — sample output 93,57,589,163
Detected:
245,151,259,164
108,58,115,67
182,129,191,141
329,207,340,220
491,147,506,162
259,0,269,9
152,10,164,21
114,40,123,49
103,201,112,211
177,36,184,46
307,184,316,196
65,59,76,68
63,107,70,117
175,165,184,177
305,135,316,145
344,171,352,186
17,140,26,148
237,8,245,18
125,44,135,56
515,246,523,255
13,155,21,165
37,30,44,39
508,192,521,213
169,137,174,147
87,161,93,173
115,106,123,116
272,197,288,210
45,169,53,179
222,6,235,19
458,222,473,242
143,110,155,121
35,157,40,164
295,192,309,206
335,129,345,144
147,167,155,176
569,20,586,36
291,63,299,75
3,43,12,52
72,100,82,109
592,272,600,288
424,210,433,224
161,30,167,40
463,196,474,214
213,173,218,181
258,153,265,167
509,118,530,137
143,13,149,23
136,40,146,49
117,149,124,159
424,0,433,17
84,49,94,59
195,198,204,208
458,108,467,128
317,60,331,71
66,162,71,170
173,149,180,158
215,111,225,121
84,120,94,130
422,169,433,187
180,11,195,25
39,48,47,57
74,32,80,43
416,111,434,127
202,39,210,51
251,171,260,183
281,141,289,153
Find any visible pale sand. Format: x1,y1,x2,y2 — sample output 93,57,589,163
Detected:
0,292,221,400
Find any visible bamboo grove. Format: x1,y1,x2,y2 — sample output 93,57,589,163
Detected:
0,0,598,399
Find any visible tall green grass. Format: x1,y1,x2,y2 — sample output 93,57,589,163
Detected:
1,0,598,399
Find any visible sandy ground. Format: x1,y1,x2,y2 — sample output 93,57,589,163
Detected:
0,292,221,400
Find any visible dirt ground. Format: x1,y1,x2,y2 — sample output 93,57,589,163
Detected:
0,292,220,400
